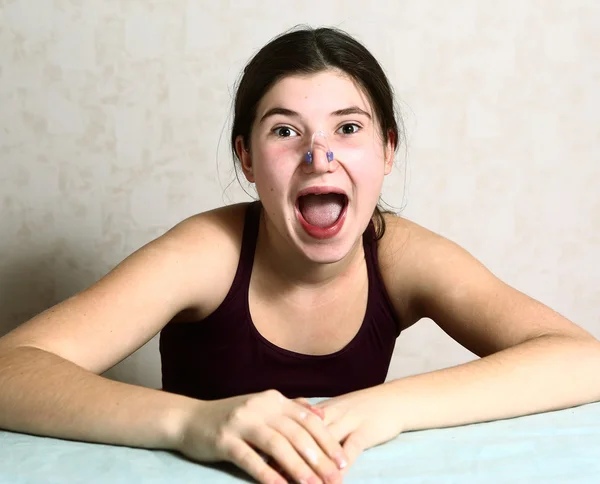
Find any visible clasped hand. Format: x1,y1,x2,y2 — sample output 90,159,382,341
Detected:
175,387,400,484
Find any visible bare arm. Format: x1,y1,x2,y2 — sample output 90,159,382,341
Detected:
0,346,198,448
382,217,600,431
0,209,236,449
385,333,600,433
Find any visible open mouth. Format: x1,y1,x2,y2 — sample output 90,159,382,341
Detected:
295,191,349,239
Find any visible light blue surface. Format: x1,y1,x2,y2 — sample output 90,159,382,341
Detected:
2,402,600,483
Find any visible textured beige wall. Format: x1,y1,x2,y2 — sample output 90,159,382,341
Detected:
1,1,598,390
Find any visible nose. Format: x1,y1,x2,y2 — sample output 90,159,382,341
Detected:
302,131,337,174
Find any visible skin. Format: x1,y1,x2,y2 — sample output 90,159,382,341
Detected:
236,70,394,278
0,69,599,484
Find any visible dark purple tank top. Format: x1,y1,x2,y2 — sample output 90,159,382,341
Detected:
159,202,402,400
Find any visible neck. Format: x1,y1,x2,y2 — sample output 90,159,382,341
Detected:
255,209,365,289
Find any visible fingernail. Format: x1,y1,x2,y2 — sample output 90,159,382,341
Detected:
334,453,348,469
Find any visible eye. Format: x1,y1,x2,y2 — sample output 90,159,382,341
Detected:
273,126,299,138
337,123,361,135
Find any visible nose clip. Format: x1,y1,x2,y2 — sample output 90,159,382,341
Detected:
305,130,334,164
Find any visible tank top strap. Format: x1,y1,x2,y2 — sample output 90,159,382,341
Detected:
362,219,380,266
362,219,402,336
227,201,261,295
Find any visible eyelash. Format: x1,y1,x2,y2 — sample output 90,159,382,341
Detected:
272,123,362,138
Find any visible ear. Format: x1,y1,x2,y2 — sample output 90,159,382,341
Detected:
235,135,255,183
384,129,396,175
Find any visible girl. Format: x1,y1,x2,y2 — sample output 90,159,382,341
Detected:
0,26,599,484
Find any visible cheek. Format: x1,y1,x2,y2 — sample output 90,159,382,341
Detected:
253,145,296,191
343,145,386,183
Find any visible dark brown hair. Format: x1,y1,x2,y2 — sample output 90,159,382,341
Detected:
230,26,403,239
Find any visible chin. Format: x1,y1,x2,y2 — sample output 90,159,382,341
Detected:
297,241,354,265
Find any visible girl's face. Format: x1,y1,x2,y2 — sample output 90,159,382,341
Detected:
237,70,394,263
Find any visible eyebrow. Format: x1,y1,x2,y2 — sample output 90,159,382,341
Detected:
259,105,372,124
331,106,372,119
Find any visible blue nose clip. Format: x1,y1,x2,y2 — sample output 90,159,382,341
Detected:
305,130,334,164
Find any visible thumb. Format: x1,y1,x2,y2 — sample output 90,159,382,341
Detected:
342,431,366,468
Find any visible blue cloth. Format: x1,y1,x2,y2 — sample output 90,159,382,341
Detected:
2,402,599,483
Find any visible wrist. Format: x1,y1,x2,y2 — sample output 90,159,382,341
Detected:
160,392,207,452
379,379,408,435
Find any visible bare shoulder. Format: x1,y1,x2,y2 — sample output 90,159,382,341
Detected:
165,202,249,319
164,202,247,267
123,201,249,314
376,212,590,356
375,212,441,328
377,212,463,271
0,202,250,373
165,202,247,247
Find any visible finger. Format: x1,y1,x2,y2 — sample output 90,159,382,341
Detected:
294,397,311,407
272,416,343,483
247,426,324,484
314,403,342,426
326,418,356,446
290,405,348,471
225,437,287,484
293,398,325,420
318,417,363,473
342,431,366,469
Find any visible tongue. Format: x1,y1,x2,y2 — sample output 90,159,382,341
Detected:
298,194,345,228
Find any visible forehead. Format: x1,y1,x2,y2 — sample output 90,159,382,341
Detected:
256,70,373,117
